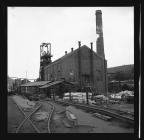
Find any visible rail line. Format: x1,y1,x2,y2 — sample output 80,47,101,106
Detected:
16,105,41,133
46,102,55,133
102,106,134,117
11,96,55,133
14,101,42,133
53,100,134,125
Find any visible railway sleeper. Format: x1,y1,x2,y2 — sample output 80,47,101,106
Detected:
92,113,112,121
54,100,134,125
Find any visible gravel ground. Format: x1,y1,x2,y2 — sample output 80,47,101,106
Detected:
8,96,134,133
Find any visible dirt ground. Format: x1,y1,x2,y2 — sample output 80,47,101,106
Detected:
8,96,134,133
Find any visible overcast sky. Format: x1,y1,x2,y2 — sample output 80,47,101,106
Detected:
8,7,134,79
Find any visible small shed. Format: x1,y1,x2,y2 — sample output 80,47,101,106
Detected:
20,81,51,94
39,80,74,98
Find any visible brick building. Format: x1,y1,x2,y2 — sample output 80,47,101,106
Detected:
40,10,108,95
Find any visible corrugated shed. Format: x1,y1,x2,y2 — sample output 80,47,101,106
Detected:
20,81,51,87
40,80,74,89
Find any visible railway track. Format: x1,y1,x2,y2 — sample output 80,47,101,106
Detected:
53,100,134,125
42,101,55,133
15,103,41,133
102,106,134,117
11,96,55,133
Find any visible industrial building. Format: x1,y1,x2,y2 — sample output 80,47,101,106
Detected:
20,80,74,99
39,10,108,96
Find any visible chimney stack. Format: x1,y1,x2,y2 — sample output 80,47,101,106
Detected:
65,51,67,55
78,41,81,48
71,48,74,52
95,10,103,35
90,42,93,50
96,10,105,58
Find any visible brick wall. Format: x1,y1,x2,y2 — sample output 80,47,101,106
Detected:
43,46,107,94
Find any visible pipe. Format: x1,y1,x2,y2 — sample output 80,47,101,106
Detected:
78,41,81,48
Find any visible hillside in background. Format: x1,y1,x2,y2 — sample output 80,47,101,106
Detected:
107,64,134,74
107,64,134,81
107,64,134,92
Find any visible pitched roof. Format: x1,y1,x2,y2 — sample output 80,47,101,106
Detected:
44,45,104,70
20,81,51,87
40,80,74,89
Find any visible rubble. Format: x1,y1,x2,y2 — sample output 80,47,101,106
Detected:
110,90,134,99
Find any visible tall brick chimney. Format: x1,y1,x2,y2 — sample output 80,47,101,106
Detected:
96,10,105,58
96,10,107,96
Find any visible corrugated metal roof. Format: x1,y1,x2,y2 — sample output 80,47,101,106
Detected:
20,81,51,87
40,80,74,89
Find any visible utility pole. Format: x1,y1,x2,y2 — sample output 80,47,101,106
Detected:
86,87,89,105
26,71,27,93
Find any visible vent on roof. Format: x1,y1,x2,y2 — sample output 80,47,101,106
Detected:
78,41,81,48
65,51,67,55
90,42,93,50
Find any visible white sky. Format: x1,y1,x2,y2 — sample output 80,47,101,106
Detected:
8,7,134,79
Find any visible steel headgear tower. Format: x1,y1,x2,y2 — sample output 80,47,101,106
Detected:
96,10,105,58
39,43,52,81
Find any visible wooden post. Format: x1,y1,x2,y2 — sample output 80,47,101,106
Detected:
53,88,55,101
50,88,53,100
86,87,89,105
